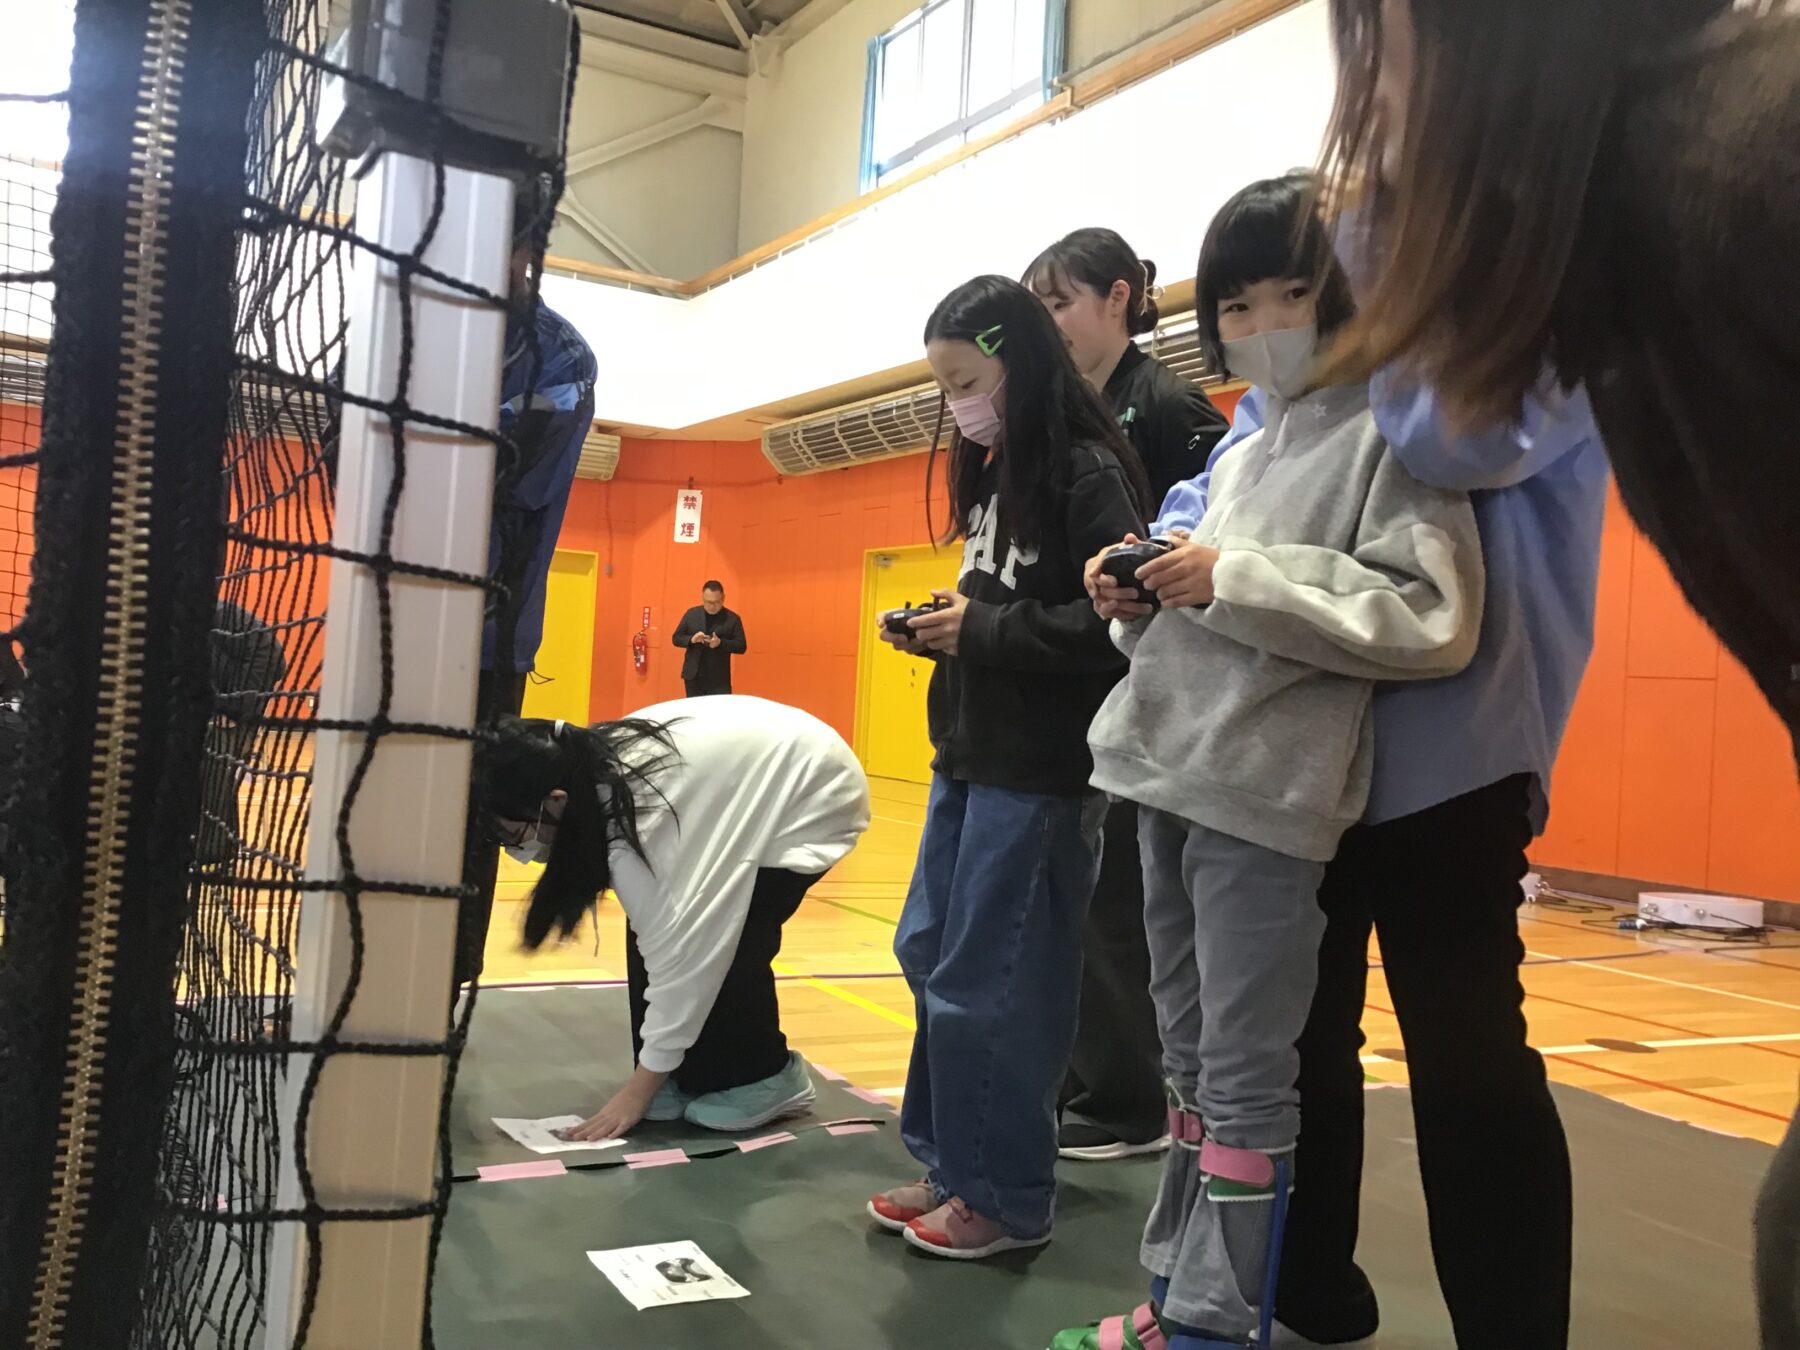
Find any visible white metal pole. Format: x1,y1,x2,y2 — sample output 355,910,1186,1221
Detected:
261,151,511,1349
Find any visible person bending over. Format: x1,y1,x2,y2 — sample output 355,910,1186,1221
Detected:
471,695,869,1137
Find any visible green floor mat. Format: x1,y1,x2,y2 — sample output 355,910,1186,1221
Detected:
1352,1083,1767,1350
434,1123,1166,1349
436,1036,1769,1348
450,985,889,1180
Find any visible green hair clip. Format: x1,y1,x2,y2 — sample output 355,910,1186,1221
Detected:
975,324,1004,357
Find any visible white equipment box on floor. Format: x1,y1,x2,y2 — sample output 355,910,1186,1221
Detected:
1637,891,1765,932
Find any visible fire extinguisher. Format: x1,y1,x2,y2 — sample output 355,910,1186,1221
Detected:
632,606,649,673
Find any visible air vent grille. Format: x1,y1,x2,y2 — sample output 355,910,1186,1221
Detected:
761,313,1221,476
762,385,947,477
576,427,620,480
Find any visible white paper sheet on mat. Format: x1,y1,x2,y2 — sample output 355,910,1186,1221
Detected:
490,1115,630,1155
586,1241,750,1311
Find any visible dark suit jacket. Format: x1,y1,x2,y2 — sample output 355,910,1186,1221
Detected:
672,605,747,685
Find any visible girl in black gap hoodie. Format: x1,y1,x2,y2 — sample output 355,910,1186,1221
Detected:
866,276,1152,1260
1025,227,1231,1161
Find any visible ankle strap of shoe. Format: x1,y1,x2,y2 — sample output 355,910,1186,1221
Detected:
1165,1105,1204,1148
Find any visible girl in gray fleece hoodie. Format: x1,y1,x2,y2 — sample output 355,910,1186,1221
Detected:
1051,176,1485,1350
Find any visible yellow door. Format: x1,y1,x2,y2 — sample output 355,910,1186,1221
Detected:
856,544,960,785
502,549,599,900
521,549,598,729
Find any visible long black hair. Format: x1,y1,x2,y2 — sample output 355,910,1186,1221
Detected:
472,715,681,948
1022,227,1163,337
922,275,1151,550
1196,171,1358,375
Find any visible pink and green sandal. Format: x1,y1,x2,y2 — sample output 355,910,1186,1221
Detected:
1049,1302,1170,1350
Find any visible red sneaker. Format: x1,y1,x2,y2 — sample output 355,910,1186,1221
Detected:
903,1196,1050,1260
867,1179,935,1233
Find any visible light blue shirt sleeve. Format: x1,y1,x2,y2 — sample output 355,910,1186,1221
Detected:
1371,369,1599,492
1152,385,1267,535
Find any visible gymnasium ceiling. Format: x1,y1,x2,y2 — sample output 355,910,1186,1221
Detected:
572,0,817,50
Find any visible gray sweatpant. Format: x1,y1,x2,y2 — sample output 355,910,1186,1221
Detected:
1760,1089,1800,1349
1138,807,1327,1339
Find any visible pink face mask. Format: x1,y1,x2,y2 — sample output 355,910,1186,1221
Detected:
948,378,1004,446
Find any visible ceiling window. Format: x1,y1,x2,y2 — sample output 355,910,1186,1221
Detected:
860,0,1066,190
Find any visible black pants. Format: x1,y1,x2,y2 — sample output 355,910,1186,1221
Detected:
1276,775,1572,1350
684,677,730,699
626,867,820,1095
453,667,530,992
1059,797,1166,1142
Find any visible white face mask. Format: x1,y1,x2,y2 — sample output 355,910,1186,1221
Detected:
504,804,548,866
1222,324,1319,400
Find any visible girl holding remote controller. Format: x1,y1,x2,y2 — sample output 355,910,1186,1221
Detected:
869,275,1152,1260
1053,174,1485,1350
1023,227,1231,1163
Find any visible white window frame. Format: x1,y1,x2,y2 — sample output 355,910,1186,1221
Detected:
859,0,1067,191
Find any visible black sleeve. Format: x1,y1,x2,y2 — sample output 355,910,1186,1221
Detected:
672,607,698,650
956,455,1146,673
1145,382,1229,506
719,612,746,654
0,641,24,700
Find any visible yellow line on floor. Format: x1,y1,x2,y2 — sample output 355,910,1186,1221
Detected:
774,960,916,1031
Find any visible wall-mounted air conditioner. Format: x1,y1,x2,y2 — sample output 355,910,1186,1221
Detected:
576,427,621,480
761,311,1222,477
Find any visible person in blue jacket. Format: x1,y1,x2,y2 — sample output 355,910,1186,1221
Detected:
456,180,599,991
1113,372,1607,1347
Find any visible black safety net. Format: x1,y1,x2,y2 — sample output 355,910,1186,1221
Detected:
0,0,573,1346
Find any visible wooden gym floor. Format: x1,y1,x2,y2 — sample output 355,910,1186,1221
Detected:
483,777,1800,1147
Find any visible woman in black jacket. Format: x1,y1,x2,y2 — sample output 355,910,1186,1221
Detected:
1026,228,1228,509
1025,227,1231,1161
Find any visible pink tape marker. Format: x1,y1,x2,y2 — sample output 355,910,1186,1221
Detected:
827,1123,879,1137
737,1132,797,1154
478,1160,567,1183
625,1148,689,1170
848,1087,891,1107
814,1064,847,1083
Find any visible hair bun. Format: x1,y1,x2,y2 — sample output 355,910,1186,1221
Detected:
1131,258,1163,336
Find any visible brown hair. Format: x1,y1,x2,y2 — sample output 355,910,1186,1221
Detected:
1315,0,1730,428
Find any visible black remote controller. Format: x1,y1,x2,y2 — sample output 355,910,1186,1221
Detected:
1100,539,1175,610
883,598,951,637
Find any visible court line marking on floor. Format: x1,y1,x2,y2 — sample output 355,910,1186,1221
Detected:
805,894,1695,987
1596,1032,1800,1051
1514,986,1800,1061
1540,1052,1793,1125
1523,909,1800,973
774,960,916,1031
1523,947,1800,1014
809,895,899,927
1358,1031,1800,1065
1366,998,1793,1127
